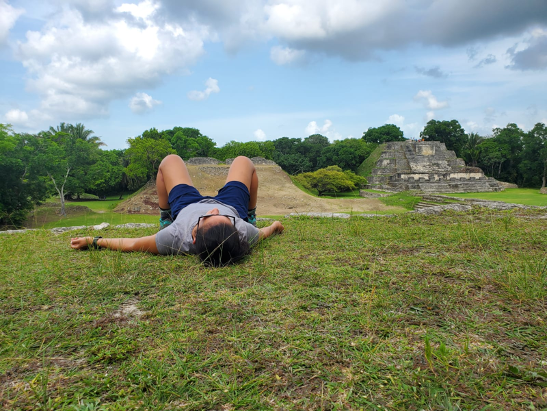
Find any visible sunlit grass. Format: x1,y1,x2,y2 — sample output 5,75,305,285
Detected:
445,188,547,206
2,211,546,410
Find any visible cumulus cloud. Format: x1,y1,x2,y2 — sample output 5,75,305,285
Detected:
5,109,29,124
4,108,49,128
11,0,208,120
474,54,497,68
387,114,404,127
187,78,220,101
305,119,341,141
414,90,448,110
129,92,161,114
0,0,24,45
426,111,435,121
152,1,547,62
506,29,547,71
415,66,447,78
270,45,306,65
254,128,266,141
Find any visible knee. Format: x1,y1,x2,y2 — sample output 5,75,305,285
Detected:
160,154,183,168
234,156,254,168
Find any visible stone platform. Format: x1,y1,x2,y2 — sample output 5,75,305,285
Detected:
365,141,503,193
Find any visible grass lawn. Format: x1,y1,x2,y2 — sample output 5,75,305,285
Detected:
25,196,158,229
1,210,547,409
445,188,547,206
39,212,159,229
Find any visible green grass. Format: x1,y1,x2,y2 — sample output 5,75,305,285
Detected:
357,144,384,178
445,188,547,206
2,210,547,410
380,191,421,210
64,199,121,213
38,212,158,229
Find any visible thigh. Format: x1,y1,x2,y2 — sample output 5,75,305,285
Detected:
159,154,194,194
225,156,254,191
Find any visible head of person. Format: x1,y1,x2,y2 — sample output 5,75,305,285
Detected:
191,208,250,267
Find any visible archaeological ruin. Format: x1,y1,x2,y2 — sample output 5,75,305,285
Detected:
365,141,504,193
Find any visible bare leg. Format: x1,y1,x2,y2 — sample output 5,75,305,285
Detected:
226,156,258,209
156,155,194,209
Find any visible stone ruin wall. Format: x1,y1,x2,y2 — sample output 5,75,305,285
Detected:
366,141,504,193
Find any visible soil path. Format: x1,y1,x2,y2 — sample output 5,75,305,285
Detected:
114,165,397,216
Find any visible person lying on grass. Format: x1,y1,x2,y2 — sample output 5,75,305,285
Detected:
70,155,284,266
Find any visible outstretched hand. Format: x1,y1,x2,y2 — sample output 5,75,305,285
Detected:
70,237,92,250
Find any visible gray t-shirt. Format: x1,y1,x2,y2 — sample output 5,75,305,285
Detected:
155,199,259,255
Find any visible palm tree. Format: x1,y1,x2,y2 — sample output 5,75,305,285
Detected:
45,123,105,147
69,123,105,147
465,132,484,167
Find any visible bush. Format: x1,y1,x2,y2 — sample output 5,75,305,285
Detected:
295,166,367,196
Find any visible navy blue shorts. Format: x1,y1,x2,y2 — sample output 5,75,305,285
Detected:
168,181,250,221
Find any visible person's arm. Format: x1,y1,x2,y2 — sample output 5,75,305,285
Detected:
70,234,160,254
258,221,284,241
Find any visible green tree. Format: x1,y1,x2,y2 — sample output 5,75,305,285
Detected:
420,120,468,158
318,138,375,172
489,123,524,183
87,150,125,198
363,124,405,144
125,136,175,189
462,132,484,167
164,127,216,159
298,134,330,170
0,126,48,227
520,123,547,188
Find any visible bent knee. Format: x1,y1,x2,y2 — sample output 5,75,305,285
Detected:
160,154,184,168
233,156,255,168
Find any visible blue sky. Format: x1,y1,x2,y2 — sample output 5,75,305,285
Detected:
1,0,546,149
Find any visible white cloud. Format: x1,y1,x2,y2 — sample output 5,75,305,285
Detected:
466,121,479,131
187,77,220,101
10,0,208,120
0,0,24,45
414,90,448,110
270,45,305,65
254,128,266,141
426,111,435,121
4,108,49,128
305,119,341,141
387,114,404,127
5,109,28,125
129,92,161,114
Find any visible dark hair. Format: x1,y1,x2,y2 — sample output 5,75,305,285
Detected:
192,222,250,267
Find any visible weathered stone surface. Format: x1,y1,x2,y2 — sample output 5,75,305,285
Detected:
285,212,351,218
359,190,390,198
540,187,547,194
186,157,220,165
92,222,110,230
499,181,519,189
51,225,87,234
366,141,504,193
285,212,395,218
225,157,277,166
114,223,156,229
251,157,277,165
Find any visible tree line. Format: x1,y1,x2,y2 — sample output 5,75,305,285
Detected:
1,119,546,228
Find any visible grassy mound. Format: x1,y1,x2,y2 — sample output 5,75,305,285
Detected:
357,143,384,178
2,211,547,409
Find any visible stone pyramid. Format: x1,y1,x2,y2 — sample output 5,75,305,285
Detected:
366,141,503,193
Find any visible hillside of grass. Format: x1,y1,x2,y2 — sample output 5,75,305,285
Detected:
357,143,384,178
2,210,547,410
